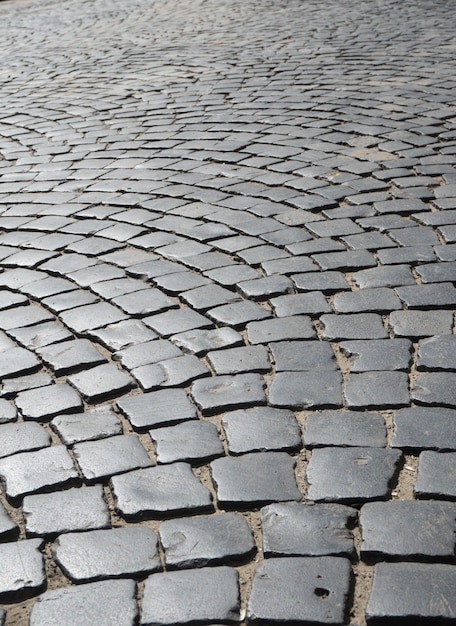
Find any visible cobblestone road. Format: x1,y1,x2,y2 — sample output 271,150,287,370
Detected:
0,0,455,623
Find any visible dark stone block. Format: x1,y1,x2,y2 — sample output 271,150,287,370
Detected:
333,288,401,313
416,261,456,283
305,410,386,447
269,371,343,409
344,371,409,408
390,310,453,337
417,335,456,371
144,308,212,336
51,406,122,444
114,339,182,370
208,300,271,328
0,501,18,540
60,302,128,333
110,463,213,519
392,407,456,451
191,373,266,415
237,275,293,300
415,451,456,500
210,452,300,508
353,265,415,289
246,316,315,344
0,538,45,600
133,354,210,390
395,282,456,309
53,526,161,582
321,314,388,340
159,512,255,569
151,421,224,464
172,327,244,355
117,389,197,430
261,502,357,557
340,339,412,372
271,292,331,317
37,339,107,375
113,288,177,316
292,271,350,293
89,319,157,351
307,447,402,503
182,284,241,310
207,345,270,374
247,556,351,624
412,372,456,407
141,566,239,625
270,340,337,371
312,249,377,271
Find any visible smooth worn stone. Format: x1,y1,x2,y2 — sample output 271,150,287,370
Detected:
191,373,266,415
0,445,79,501
412,372,456,407
417,335,456,371
24,485,110,537
171,327,243,356
271,292,331,317
210,452,301,508
205,263,259,285
307,447,402,503
151,421,224,464
89,319,157,351
114,339,183,370
392,407,456,451
110,463,213,519
269,371,343,409
0,422,50,458
416,260,456,283
53,526,161,582
261,256,317,276
0,289,28,310
0,304,53,331
207,345,270,374
1,373,53,398
159,512,255,569
68,364,134,403
333,288,401,313
0,399,16,423
344,371,409,408
270,340,337,371
305,411,386,447
311,249,377,271
353,265,415,289
117,389,197,431
237,275,293,300
360,500,456,559
340,339,412,372
141,566,239,626
133,354,210,390
8,321,72,349
0,538,45,600
0,346,41,379
377,245,437,266
113,288,177,316
208,300,271,328
73,434,152,482
29,579,138,626
246,315,316,344
155,270,211,294
395,282,456,309
144,308,212,336
415,451,456,500
15,383,83,420
261,502,357,557
366,562,456,624
182,283,241,310
389,309,454,337
222,406,301,454
36,339,107,375
247,556,351,624
0,501,18,540
320,314,388,340
292,270,350,293
51,406,122,444
60,302,128,333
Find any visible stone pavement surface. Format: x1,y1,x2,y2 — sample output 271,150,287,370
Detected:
0,0,455,622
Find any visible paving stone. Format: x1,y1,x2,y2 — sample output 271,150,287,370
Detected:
0,304,54,331
182,284,241,311
360,500,456,559
247,556,351,624
144,308,212,336
415,451,456,500
42,289,99,313
0,422,51,458
29,579,138,626
306,447,402,503
305,410,386,447
113,288,177,316
0,289,28,310
151,421,224,464
389,309,454,337
0,346,41,379
417,335,456,370
261,502,357,557
60,302,128,334
207,345,270,374
237,275,293,300
204,263,260,285
133,354,210,390
141,566,239,625
51,406,122,444
89,319,157,351
269,371,343,409
271,292,331,317
0,398,16,423
0,500,18,540
270,340,337,371
159,512,255,569
68,363,134,402
191,373,266,415
376,245,437,265
210,452,300,508
416,260,456,283
110,463,213,519
411,372,456,407
73,434,152,482
117,389,197,430
8,320,73,349
207,300,271,327
366,562,456,624
222,407,301,454
261,256,317,276
340,339,412,372
1,373,53,398
392,407,456,451
114,339,183,370
321,314,388,340
53,526,161,582
36,339,107,375
292,271,351,293
0,538,45,600
395,282,456,308
23,485,110,537
0,445,79,501
312,249,377,271
353,265,415,289
171,327,244,355
344,371,410,408
333,288,401,313
16,383,83,420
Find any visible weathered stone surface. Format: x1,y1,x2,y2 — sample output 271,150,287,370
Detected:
0,346,41,379
269,371,343,409
247,556,352,624
15,384,83,420
117,389,197,430
141,566,239,625
29,579,138,626
151,421,224,464
391,407,456,450
0,422,51,458
270,340,337,371
68,364,134,403
389,310,453,337
305,411,386,447
415,451,456,500
246,315,316,343
51,406,122,444
321,314,388,340
171,327,243,355
411,372,456,407
344,371,410,408
261,502,357,557
37,339,107,375
340,339,412,372
0,538,45,600
191,373,266,415
417,335,456,371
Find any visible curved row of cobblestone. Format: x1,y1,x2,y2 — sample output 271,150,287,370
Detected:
0,0,455,624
